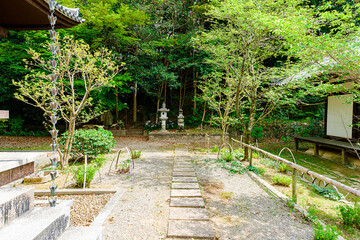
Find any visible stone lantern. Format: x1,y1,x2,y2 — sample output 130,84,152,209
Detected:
159,102,170,132
177,109,185,130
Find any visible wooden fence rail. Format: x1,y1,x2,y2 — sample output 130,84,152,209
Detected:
231,138,360,200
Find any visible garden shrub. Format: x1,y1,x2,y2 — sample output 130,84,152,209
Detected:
251,125,264,141
272,175,292,187
72,164,97,187
221,150,233,162
313,184,343,201
314,222,340,240
60,128,115,157
94,155,106,168
338,202,360,229
278,163,290,173
131,150,142,159
211,145,219,153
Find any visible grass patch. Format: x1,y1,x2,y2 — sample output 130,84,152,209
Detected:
272,174,292,187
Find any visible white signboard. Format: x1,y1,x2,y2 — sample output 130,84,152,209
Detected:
327,95,353,139
0,110,9,119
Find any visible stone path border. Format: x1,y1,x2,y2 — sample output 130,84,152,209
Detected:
166,149,214,239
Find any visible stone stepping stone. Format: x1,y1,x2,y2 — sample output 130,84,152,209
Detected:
172,183,199,189
173,172,196,177
171,189,201,197
173,167,194,172
172,177,197,182
173,164,193,168
170,198,205,207
169,207,209,220
167,220,214,239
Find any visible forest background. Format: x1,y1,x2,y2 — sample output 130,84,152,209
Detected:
1,0,359,141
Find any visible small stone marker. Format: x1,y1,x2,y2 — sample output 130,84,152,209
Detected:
172,183,199,189
173,172,196,177
170,198,205,207
171,189,202,197
172,177,197,182
169,207,209,220
0,110,9,119
167,220,214,239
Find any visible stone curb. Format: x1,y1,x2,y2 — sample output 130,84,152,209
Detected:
34,189,117,196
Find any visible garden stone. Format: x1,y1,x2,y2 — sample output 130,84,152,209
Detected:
173,168,194,172
173,172,196,177
172,183,199,189
172,177,197,182
169,207,209,220
170,198,205,207
171,189,201,197
167,220,214,239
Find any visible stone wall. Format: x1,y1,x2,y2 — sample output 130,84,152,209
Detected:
149,132,227,145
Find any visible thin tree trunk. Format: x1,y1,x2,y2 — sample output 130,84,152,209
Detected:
133,82,137,123
115,86,119,122
62,117,76,167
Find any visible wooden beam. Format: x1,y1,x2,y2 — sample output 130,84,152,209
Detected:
0,26,8,38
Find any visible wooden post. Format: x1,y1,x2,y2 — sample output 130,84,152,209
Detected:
292,168,297,203
314,143,319,155
230,137,233,149
342,149,348,165
0,110,9,119
295,138,299,151
250,149,253,167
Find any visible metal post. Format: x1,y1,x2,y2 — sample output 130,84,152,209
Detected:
250,149,253,167
292,168,297,203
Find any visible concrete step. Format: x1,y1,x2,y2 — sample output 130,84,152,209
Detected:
167,220,214,239
0,187,34,228
0,200,72,240
58,226,103,240
173,172,196,177
169,207,209,220
172,177,198,182
172,183,199,189
170,198,205,208
171,189,202,197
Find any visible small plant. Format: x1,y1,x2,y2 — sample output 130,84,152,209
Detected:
233,152,243,161
211,145,219,153
278,163,290,173
94,155,106,168
221,150,233,162
272,175,292,187
313,184,343,201
72,164,97,187
314,222,340,240
117,162,130,174
338,202,360,229
220,191,234,200
281,136,291,142
131,150,142,159
308,205,318,221
247,166,265,175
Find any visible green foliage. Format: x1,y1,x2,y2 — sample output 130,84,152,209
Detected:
60,128,115,157
215,157,245,174
251,125,264,141
94,155,106,168
272,175,292,187
338,202,360,229
247,166,265,175
312,184,343,201
0,118,49,136
131,150,142,159
72,164,97,188
314,222,340,240
278,163,290,173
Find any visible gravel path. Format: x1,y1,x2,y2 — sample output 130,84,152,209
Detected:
103,150,174,240
194,156,314,240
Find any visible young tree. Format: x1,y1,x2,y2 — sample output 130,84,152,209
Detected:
13,36,120,167
199,73,237,143
195,0,293,159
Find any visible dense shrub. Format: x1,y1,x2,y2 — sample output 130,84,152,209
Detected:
60,128,115,157
338,202,360,229
272,175,292,186
72,164,97,187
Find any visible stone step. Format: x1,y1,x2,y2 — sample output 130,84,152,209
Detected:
58,226,103,240
170,198,205,208
172,183,199,189
171,189,202,197
172,177,197,182
0,187,34,228
169,207,209,220
173,172,196,177
167,220,214,239
0,200,72,240
173,168,194,172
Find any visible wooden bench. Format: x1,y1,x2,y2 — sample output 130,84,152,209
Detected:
294,136,360,165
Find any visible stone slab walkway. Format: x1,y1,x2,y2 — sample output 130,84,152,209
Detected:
166,149,214,239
